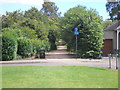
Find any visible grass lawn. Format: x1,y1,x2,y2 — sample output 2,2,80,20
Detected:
2,66,118,88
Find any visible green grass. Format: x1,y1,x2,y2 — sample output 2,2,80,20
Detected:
2,66,118,88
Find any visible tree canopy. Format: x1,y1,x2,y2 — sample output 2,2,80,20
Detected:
106,0,120,20
60,6,104,58
42,0,61,17
1,1,105,59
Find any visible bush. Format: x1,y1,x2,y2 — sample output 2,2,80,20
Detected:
31,39,50,54
31,39,42,54
16,55,22,60
50,42,57,50
42,40,50,51
17,38,33,58
2,32,17,61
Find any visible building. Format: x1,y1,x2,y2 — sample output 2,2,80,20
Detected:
102,20,120,56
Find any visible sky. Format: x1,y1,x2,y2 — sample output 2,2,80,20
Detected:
0,0,110,20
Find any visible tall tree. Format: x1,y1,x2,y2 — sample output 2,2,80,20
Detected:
2,10,24,28
106,0,120,20
60,6,104,59
42,0,61,50
23,7,49,40
42,0,60,17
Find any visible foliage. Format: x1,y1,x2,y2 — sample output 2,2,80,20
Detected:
106,0,120,20
60,6,104,58
41,40,50,51
2,31,17,61
19,27,38,39
23,7,49,40
2,10,24,28
31,39,50,54
42,1,61,50
1,7,55,60
17,38,33,58
42,0,61,17
48,30,57,50
1,2,106,59
2,27,37,39
102,20,115,29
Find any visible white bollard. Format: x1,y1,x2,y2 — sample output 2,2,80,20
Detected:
108,54,112,69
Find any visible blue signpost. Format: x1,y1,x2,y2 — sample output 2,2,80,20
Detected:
74,28,79,59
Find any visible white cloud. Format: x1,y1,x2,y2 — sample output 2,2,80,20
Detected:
0,0,44,5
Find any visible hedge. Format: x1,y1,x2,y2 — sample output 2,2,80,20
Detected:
2,32,17,61
17,38,33,58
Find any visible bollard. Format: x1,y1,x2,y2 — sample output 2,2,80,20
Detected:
115,54,118,69
108,54,112,69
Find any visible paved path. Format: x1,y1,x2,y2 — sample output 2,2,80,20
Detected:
1,46,120,69
46,46,74,59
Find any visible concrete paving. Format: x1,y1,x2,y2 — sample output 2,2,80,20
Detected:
1,57,119,69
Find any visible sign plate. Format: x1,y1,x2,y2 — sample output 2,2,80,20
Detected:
74,31,79,35
74,28,78,32
74,28,79,35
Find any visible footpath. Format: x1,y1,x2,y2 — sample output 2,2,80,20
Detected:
0,46,119,70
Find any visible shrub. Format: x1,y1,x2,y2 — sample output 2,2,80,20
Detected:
42,40,50,51
31,39,50,54
31,39,42,54
50,42,57,50
2,28,22,38
17,38,33,58
2,32,17,61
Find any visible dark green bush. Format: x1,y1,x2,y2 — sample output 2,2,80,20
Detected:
2,32,17,61
50,42,57,50
17,38,33,58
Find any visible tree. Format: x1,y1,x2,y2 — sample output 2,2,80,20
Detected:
106,0,120,20
22,7,49,40
1,7,51,60
42,0,60,17
102,20,115,29
2,10,24,28
60,6,104,59
42,0,61,50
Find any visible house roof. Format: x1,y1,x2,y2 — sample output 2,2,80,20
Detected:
104,20,120,31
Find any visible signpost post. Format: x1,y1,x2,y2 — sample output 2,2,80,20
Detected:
74,28,79,59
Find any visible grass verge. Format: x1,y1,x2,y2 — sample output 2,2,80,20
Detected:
2,66,118,88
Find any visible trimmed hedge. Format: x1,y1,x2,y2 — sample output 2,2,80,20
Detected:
17,38,33,58
2,32,17,61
